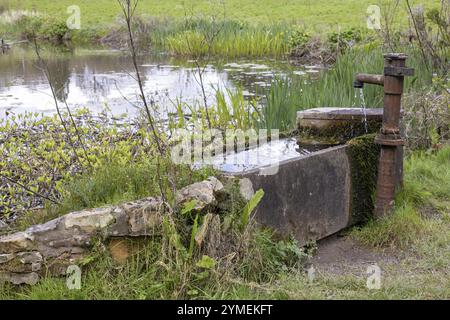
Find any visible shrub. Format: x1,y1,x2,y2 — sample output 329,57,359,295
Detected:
328,28,362,51
15,15,69,42
16,15,44,40
40,19,70,42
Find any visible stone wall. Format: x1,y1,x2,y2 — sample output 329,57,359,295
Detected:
0,177,227,285
229,145,354,245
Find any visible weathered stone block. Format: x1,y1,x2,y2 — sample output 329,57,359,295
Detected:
64,207,115,232
0,177,229,285
0,252,43,273
107,207,130,237
0,272,40,285
176,176,224,210
0,253,14,264
122,198,162,236
27,218,61,235
0,232,35,253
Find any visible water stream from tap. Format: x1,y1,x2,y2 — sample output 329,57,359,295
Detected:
353,88,369,133
359,88,368,133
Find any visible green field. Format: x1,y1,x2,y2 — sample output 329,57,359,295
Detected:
5,0,441,31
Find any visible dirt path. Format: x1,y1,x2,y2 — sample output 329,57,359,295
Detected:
309,234,401,277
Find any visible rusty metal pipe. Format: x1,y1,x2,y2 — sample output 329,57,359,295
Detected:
353,53,414,219
354,73,385,87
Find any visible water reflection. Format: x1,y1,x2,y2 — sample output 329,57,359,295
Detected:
0,46,319,118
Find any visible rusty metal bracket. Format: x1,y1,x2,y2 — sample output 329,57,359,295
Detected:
384,66,415,77
375,134,404,146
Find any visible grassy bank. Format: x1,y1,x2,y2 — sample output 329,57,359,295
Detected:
0,0,443,57
2,0,441,30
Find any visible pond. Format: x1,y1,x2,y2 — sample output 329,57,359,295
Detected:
0,46,322,119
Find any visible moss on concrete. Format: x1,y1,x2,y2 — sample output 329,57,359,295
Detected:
347,134,380,224
297,119,382,147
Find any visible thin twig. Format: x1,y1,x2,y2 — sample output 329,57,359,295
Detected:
0,174,60,205
117,0,173,209
32,38,87,169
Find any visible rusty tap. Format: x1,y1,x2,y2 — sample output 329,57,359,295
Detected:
354,53,414,218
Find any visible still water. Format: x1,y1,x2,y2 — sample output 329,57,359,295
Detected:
0,46,321,119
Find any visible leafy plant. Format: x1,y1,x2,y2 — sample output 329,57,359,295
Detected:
288,27,310,49
196,255,216,269
328,28,362,51
240,189,264,229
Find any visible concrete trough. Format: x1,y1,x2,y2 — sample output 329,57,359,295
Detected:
228,145,354,244
217,108,384,244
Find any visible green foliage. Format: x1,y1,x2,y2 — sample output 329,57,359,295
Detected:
4,0,440,33
166,22,289,58
15,15,69,42
40,19,69,41
58,161,159,212
403,79,450,150
196,255,216,269
214,87,259,131
240,189,264,229
287,27,310,49
353,202,429,248
15,15,44,39
169,87,260,132
181,200,199,217
239,230,309,282
260,77,301,132
0,110,214,222
327,28,362,51
188,213,199,257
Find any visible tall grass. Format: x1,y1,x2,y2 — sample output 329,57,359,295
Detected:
168,46,435,134
169,87,259,132
296,45,432,109
259,77,301,131
165,20,290,58
259,45,434,131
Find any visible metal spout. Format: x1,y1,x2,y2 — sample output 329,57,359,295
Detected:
354,73,385,87
353,80,364,88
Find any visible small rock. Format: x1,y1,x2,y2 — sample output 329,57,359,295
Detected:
27,218,60,235
239,178,255,201
0,252,43,273
16,252,42,264
107,207,129,237
207,177,225,192
176,177,224,210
